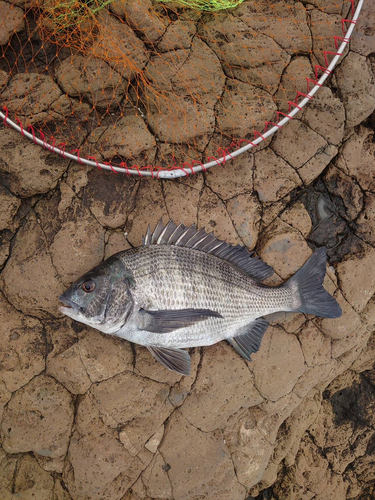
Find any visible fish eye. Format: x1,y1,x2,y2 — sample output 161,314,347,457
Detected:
82,279,96,293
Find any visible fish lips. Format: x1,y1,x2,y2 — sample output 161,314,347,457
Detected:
59,294,83,316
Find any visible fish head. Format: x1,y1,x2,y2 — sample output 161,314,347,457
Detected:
59,255,134,333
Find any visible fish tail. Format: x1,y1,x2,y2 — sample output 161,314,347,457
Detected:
286,247,342,318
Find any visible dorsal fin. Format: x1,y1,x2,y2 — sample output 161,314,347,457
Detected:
142,219,273,282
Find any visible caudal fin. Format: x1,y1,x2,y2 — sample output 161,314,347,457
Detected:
287,247,342,319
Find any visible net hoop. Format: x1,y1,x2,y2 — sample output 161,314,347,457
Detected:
0,0,364,179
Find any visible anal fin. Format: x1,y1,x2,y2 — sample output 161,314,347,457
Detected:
227,318,269,361
147,346,191,375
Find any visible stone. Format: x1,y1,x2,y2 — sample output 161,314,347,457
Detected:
258,218,312,279
110,0,166,43
226,193,261,250
0,292,45,392
216,80,277,140
76,371,173,455
298,322,331,366
162,181,200,227
280,202,312,238
140,451,173,499
88,114,156,161
205,153,254,201
180,342,264,432
64,429,144,500
78,329,133,382
309,10,347,67
0,184,20,231
104,231,132,259
318,289,362,340
336,243,375,312
91,10,148,76
157,18,196,52
324,165,364,220
0,214,64,317
197,187,242,246
254,148,302,203
0,127,68,197
12,455,55,500
0,381,11,422
350,0,375,56
201,15,290,92
0,2,24,46
83,169,139,229
334,52,375,128
298,144,338,185
234,0,312,54
159,411,246,500
56,54,127,109
303,86,345,145
144,425,165,454
273,56,314,111
336,126,375,193
1,375,74,460
47,340,92,395
49,210,105,286
356,193,375,246
125,180,168,247
252,326,306,401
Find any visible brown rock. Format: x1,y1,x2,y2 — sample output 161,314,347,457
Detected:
334,52,375,128
258,218,312,279
351,0,375,56
254,148,301,203
324,165,364,220
47,340,92,395
78,329,133,382
336,243,375,312
336,126,375,192
91,10,148,75
1,375,74,460
0,1,24,46
303,86,345,145
201,15,290,92
205,153,254,201
298,144,338,185
64,429,144,500
225,193,261,250
0,185,20,231
252,326,306,401
157,18,196,52
77,371,173,455
12,455,55,500
162,181,200,227
55,54,127,109
146,37,224,108
110,0,166,43
198,187,242,245
141,451,172,499
180,342,264,432
234,0,311,54
271,119,331,173
0,381,11,422
216,80,277,139
298,322,331,366
280,201,312,238
273,56,314,111
49,211,105,286
318,289,361,340
310,10,347,67
356,193,375,246
0,292,45,392
104,231,132,259
0,448,18,500
0,214,64,317
0,127,68,197
84,169,139,229
126,180,168,247
159,411,246,500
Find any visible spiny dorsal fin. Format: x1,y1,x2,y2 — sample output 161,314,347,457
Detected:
142,219,274,282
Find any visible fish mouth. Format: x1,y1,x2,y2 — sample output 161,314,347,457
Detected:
59,295,83,315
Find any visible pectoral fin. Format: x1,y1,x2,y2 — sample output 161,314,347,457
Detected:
227,318,269,361
147,346,191,375
138,308,223,333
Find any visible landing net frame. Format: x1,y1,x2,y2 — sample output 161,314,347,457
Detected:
0,0,364,179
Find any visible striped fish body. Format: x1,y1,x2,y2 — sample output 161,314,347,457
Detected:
59,220,342,375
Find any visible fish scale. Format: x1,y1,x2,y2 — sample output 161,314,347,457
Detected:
59,219,342,375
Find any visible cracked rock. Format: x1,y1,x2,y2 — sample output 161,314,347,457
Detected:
1,374,74,461
0,1,24,45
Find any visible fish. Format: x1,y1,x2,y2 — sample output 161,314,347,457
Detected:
59,219,342,375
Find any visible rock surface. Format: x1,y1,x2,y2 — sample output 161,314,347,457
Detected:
0,2,374,500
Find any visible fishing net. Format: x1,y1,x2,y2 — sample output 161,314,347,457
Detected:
0,0,363,177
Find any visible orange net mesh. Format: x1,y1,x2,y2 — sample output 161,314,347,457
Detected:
0,0,355,173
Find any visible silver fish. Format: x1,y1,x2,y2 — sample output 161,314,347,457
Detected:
59,220,342,375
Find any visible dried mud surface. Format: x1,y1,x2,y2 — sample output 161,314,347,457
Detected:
1,1,375,500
